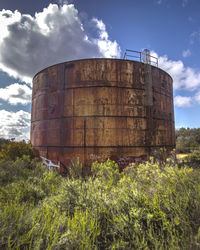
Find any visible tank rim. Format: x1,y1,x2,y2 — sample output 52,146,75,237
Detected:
33,57,173,82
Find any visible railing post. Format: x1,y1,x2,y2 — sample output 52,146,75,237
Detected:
123,49,158,67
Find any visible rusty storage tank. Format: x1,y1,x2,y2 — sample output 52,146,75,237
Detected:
31,57,175,167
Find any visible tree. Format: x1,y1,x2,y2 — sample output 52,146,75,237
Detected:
176,128,200,153
0,141,38,161
0,138,10,151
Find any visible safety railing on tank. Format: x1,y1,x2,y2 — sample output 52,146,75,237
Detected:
123,49,158,67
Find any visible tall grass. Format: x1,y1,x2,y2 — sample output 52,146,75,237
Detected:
0,157,200,249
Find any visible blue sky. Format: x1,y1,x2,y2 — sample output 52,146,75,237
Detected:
0,0,200,140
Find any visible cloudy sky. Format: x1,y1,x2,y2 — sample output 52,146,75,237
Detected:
0,0,200,140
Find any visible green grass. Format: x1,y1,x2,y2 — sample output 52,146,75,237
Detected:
0,157,200,249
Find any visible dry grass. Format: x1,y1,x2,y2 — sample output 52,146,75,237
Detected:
176,153,188,160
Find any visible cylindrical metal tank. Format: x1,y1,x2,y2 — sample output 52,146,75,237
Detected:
31,58,175,167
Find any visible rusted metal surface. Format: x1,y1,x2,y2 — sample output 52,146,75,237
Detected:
31,58,175,167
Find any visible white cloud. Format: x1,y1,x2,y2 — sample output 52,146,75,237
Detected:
92,18,120,58
57,0,70,5
0,4,120,83
155,0,189,6
182,49,191,58
152,52,200,90
190,30,200,44
194,92,200,104
93,18,109,40
174,95,192,107
0,83,32,105
150,50,200,107
0,110,30,141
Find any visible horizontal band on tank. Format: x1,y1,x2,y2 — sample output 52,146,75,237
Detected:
34,145,176,149
65,84,145,89
65,86,172,98
32,85,173,100
31,115,175,123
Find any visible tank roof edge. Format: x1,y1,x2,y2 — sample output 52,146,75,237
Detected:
33,58,173,82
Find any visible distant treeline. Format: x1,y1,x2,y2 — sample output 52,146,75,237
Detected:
176,127,200,153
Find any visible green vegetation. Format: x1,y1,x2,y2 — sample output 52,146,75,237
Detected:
185,150,200,168
176,127,200,153
0,140,199,249
0,140,38,161
0,138,11,151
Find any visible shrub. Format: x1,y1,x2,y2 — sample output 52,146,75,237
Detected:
0,141,38,161
186,150,200,168
0,157,200,249
91,159,121,185
68,158,83,179
0,138,10,151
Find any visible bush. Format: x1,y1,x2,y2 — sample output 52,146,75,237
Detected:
0,141,38,161
185,150,200,168
91,159,121,185
0,157,200,249
0,138,10,151
176,128,200,153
